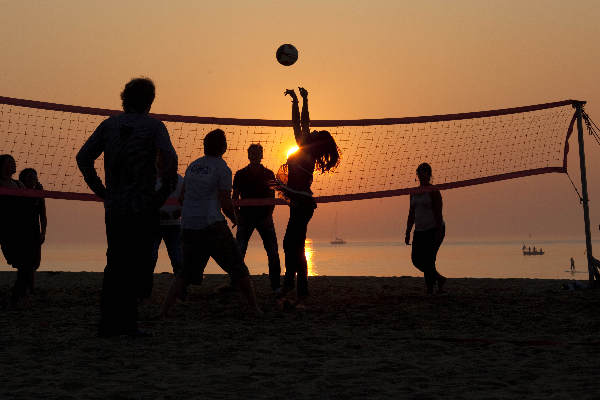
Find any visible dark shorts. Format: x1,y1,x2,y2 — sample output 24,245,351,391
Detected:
180,221,250,285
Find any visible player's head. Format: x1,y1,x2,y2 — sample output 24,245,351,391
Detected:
0,154,16,179
416,162,432,185
307,130,340,173
19,168,39,189
204,129,227,157
247,144,263,165
121,77,155,114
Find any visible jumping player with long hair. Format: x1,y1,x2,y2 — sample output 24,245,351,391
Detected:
275,87,340,308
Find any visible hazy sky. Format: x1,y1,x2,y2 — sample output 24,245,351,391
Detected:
1,0,600,243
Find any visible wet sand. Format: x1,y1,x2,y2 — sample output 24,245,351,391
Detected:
2,271,600,399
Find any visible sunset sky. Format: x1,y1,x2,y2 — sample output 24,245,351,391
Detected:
1,0,600,243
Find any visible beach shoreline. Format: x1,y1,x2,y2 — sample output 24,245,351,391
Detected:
2,271,600,399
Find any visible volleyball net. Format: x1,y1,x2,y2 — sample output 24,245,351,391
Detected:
0,96,578,203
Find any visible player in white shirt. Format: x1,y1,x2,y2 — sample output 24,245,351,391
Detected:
160,129,261,317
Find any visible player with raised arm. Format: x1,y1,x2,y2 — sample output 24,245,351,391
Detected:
275,87,340,308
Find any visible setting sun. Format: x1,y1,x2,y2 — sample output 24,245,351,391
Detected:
286,145,299,159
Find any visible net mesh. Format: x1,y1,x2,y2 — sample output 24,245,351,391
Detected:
0,96,576,202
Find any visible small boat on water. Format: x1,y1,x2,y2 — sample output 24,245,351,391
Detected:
331,237,347,245
330,212,346,245
522,244,544,256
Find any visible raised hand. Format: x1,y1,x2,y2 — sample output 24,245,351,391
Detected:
284,89,298,100
298,87,308,99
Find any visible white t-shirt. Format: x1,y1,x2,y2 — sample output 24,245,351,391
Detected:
157,174,184,226
182,156,232,230
410,192,444,231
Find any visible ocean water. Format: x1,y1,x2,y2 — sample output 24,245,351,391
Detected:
1,238,593,280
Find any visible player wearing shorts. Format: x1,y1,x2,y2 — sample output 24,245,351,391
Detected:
160,129,262,317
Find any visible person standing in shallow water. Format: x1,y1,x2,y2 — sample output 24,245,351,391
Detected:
274,87,340,308
405,163,447,294
77,77,178,337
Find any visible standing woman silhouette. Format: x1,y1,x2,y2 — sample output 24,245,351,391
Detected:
276,87,340,307
405,163,447,294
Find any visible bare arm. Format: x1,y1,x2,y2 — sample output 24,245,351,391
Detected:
155,124,178,207
232,188,241,213
232,170,241,210
76,121,107,199
40,198,47,244
298,87,310,138
218,189,238,226
285,89,304,146
405,197,415,245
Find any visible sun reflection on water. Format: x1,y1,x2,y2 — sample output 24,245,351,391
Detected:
305,238,317,276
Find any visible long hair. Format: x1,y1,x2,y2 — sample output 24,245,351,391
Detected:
307,130,340,173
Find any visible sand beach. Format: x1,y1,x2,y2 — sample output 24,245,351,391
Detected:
2,271,600,399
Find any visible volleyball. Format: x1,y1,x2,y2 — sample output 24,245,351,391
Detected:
276,44,298,66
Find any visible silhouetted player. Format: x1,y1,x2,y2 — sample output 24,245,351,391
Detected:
160,129,261,317
405,163,446,294
233,144,281,292
0,154,22,272
276,87,340,307
77,78,178,337
10,168,47,302
0,155,29,305
146,171,184,298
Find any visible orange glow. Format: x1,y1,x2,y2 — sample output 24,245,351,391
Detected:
305,238,317,276
286,145,299,159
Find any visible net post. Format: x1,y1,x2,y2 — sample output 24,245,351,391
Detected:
574,101,596,285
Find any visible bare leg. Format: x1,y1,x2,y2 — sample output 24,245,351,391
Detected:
237,276,262,315
160,275,186,318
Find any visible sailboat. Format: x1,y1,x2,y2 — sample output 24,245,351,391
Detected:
330,212,346,245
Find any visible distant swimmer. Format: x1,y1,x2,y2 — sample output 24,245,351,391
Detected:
405,163,447,294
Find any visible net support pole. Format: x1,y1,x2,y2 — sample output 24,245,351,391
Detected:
574,101,596,285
